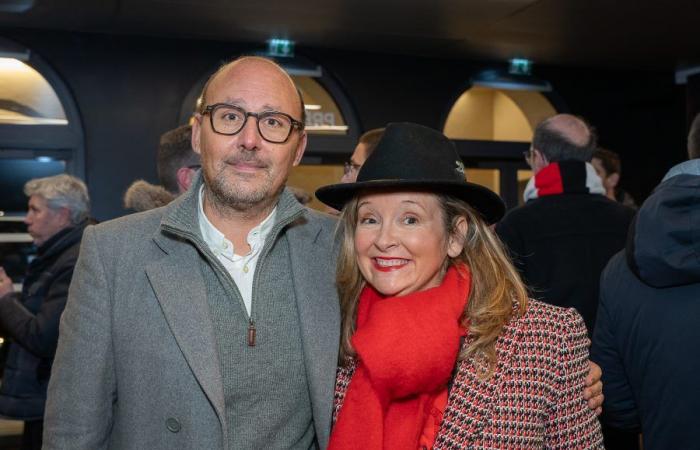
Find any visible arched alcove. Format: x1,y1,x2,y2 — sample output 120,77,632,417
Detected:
443,86,559,206
0,39,85,216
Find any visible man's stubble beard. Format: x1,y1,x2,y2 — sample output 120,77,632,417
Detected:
202,158,284,217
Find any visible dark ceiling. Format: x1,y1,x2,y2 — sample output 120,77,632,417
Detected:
1,0,699,70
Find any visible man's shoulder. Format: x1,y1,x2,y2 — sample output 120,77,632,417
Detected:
502,194,634,223
89,206,166,242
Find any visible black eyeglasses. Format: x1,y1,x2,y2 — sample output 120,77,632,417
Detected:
343,160,362,176
201,103,304,144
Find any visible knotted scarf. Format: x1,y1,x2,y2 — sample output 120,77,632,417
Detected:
329,265,471,450
523,161,605,202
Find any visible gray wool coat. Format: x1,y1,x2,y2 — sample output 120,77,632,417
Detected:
42,183,340,450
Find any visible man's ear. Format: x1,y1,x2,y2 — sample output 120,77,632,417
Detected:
530,148,549,173
447,216,468,258
57,206,72,228
191,115,202,155
176,167,196,193
292,132,307,167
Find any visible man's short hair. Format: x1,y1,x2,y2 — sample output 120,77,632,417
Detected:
157,125,199,194
197,56,306,125
687,113,700,160
532,116,597,162
593,148,621,176
358,128,385,158
24,174,90,225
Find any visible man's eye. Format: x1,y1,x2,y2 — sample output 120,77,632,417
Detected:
263,116,284,128
221,112,241,122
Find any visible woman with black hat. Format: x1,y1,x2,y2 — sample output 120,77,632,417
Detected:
316,122,604,449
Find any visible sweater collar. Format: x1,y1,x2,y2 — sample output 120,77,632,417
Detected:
523,161,605,202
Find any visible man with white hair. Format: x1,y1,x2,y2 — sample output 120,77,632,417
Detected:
0,173,90,450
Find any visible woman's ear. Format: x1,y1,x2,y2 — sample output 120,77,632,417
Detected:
447,216,468,258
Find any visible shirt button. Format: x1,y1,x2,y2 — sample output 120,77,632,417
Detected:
166,417,181,433
243,265,249,273
222,242,228,249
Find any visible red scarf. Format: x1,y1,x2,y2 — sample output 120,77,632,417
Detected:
329,265,471,450
523,161,605,202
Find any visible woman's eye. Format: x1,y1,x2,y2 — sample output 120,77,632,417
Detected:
359,217,377,225
402,216,418,225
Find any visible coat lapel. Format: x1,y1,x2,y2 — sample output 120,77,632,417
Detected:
145,238,226,435
287,216,340,450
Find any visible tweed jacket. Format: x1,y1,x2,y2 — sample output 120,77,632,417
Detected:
334,300,604,449
43,179,340,450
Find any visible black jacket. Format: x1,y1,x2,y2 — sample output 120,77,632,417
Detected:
591,169,700,450
0,220,87,419
496,162,635,334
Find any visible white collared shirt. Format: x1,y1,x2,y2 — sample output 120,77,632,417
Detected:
197,186,277,316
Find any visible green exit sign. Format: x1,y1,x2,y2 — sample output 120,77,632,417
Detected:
267,39,295,57
509,58,532,76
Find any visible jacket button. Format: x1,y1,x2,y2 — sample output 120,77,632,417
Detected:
166,417,181,433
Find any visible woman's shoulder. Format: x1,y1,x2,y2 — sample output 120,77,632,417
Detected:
507,299,588,344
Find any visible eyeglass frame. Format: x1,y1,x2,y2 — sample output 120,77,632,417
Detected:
200,103,305,144
343,160,362,176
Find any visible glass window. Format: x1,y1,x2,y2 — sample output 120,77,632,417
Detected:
0,58,67,125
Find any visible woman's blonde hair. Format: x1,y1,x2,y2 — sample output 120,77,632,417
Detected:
336,192,528,376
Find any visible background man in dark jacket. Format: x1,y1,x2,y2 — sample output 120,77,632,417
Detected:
0,174,90,450
495,114,635,334
591,151,700,449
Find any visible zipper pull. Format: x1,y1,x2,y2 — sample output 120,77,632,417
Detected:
247,320,256,347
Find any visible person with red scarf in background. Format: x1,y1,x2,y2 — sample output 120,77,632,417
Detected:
316,122,604,449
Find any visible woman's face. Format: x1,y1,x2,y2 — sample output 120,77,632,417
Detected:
354,191,465,297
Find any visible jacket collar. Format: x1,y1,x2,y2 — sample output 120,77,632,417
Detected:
34,219,88,260
523,161,605,202
156,171,305,252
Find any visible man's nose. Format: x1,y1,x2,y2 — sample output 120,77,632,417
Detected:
238,116,263,150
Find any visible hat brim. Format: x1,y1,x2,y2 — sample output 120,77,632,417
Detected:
315,179,506,225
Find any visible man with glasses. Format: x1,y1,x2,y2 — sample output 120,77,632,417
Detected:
44,56,339,449
340,128,384,183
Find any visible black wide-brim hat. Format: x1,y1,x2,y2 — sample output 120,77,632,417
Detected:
315,122,506,224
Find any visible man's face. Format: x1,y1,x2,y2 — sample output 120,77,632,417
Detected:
192,59,306,211
340,142,371,183
24,195,70,246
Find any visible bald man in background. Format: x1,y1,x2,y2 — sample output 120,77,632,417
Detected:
496,114,635,335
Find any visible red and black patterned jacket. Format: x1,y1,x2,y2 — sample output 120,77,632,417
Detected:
333,299,604,449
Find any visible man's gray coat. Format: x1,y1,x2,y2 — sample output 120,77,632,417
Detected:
42,184,340,449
